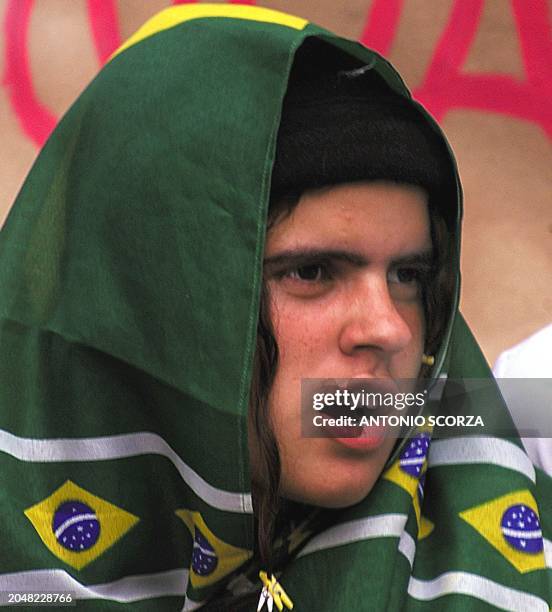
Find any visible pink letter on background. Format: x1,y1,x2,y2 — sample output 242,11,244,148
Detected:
414,0,552,137
87,0,122,65
3,0,56,146
2,0,550,146
360,0,404,57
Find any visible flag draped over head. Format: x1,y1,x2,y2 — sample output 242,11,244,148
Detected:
0,4,550,610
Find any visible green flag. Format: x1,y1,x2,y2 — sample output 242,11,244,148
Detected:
0,5,550,610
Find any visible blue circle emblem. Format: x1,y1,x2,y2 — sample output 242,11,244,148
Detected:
52,500,100,552
501,504,543,554
400,432,431,477
192,528,218,576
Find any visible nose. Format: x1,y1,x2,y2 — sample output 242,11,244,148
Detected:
338,277,414,357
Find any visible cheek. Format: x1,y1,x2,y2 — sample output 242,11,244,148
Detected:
413,305,427,351
397,304,426,378
267,298,327,433
269,291,338,367
399,301,425,343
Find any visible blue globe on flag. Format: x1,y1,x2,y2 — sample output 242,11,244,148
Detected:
501,504,543,554
52,500,100,552
400,432,431,478
192,527,218,576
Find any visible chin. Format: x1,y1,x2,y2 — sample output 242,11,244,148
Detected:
280,470,381,509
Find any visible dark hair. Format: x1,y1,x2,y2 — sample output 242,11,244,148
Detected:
249,282,280,567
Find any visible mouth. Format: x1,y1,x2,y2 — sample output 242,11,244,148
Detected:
313,379,398,449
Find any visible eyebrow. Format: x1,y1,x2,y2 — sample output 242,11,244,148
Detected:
392,250,434,267
264,249,367,270
263,248,434,271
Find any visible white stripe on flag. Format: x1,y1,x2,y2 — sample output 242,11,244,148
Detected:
182,596,205,611
0,429,252,513
297,513,408,558
501,527,541,539
400,457,425,466
0,569,187,604
428,437,535,483
545,538,552,569
54,513,97,539
408,571,548,611
398,530,416,568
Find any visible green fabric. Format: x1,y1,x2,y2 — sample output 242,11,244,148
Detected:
0,6,550,610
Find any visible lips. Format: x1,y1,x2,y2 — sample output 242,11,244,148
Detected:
315,379,397,440
334,426,389,451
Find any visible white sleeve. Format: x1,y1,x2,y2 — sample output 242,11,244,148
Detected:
492,324,552,475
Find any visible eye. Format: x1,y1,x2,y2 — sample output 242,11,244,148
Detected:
269,261,335,298
288,264,328,282
388,266,428,301
389,267,420,284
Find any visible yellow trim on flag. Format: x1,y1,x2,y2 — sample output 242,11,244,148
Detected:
110,4,308,61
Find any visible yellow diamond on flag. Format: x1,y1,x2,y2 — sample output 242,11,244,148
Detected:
176,509,252,589
383,430,432,537
459,489,545,574
384,458,423,531
24,480,139,571
384,458,426,533
418,516,434,540
384,458,420,497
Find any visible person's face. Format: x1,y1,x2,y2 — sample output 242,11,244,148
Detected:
258,181,431,508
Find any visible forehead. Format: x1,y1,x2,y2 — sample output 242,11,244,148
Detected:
265,181,431,259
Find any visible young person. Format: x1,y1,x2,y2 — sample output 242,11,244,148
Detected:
0,5,549,611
